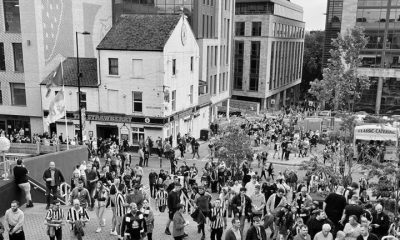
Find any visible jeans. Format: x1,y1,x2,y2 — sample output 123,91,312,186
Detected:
150,183,156,198
18,182,32,202
9,231,25,240
49,228,62,240
46,185,59,206
210,227,223,240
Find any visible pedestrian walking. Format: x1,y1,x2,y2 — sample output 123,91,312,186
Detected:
44,200,64,240
4,200,25,240
93,181,108,233
173,204,189,240
66,199,90,240
13,159,33,208
43,162,65,210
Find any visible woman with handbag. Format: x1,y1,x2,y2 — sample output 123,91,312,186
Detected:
93,181,108,233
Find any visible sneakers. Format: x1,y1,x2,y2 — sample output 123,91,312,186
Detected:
96,227,102,233
110,230,118,236
165,228,171,235
26,201,34,208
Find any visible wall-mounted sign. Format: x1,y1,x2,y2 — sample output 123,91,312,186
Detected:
121,125,129,135
145,118,151,124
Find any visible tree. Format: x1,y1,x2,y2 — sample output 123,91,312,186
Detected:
301,31,324,98
308,26,370,111
214,118,254,174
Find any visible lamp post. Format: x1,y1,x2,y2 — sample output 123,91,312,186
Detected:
76,31,90,144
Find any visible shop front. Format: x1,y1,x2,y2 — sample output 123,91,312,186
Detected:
0,115,31,139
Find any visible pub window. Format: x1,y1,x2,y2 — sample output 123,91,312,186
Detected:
132,127,144,145
12,43,23,72
190,56,194,71
4,0,21,33
10,82,26,106
132,91,143,113
108,58,118,75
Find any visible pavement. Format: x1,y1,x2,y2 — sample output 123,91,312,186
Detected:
0,135,365,240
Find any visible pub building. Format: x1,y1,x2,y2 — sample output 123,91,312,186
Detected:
41,15,210,147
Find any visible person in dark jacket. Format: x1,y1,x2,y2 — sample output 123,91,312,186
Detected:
356,225,379,240
194,186,212,240
42,162,65,209
225,218,242,240
121,202,147,240
306,210,335,240
245,216,267,240
370,204,390,239
231,187,252,234
13,159,33,207
148,169,158,198
165,183,182,235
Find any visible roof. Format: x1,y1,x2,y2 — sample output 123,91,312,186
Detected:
41,57,98,87
97,14,181,51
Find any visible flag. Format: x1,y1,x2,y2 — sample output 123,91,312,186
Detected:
42,0,73,65
46,90,66,125
45,63,63,97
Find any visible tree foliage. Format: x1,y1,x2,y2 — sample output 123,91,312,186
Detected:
301,31,324,97
308,26,370,111
214,119,254,173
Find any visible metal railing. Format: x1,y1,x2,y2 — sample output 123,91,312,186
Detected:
181,191,195,215
27,177,68,205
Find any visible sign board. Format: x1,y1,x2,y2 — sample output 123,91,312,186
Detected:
271,99,276,105
229,99,260,114
120,125,129,135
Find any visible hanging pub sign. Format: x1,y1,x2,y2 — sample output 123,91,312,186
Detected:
120,125,129,141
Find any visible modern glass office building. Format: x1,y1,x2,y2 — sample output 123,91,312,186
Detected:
323,0,400,114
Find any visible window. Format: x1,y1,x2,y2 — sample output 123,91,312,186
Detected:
78,92,87,109
0,43,4,70
132,91,143,113
172,90,176,111
249,41,260,91
172,59,176,75
202,14,205,37
210,16,213,37
132,59,143,78
190,85,193,104
213,74,217,94
12,43,23,72
215,46,218,66
4,0,21,32
190,56,194,71
132,127,144,145
108,58,118,75
0,83,2,105
10,83,26,106
234,41,244,90
235,22,245,36
252,22,262,36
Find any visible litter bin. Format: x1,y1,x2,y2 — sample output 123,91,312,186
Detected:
200,129,209,141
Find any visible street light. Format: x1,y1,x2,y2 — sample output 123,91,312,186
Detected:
76,31,90,144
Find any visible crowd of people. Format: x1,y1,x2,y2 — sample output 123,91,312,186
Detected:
1,110,400,240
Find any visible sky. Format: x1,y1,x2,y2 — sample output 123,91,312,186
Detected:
291,0,328,31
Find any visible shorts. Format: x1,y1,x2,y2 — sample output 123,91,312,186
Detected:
169,210,176,220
